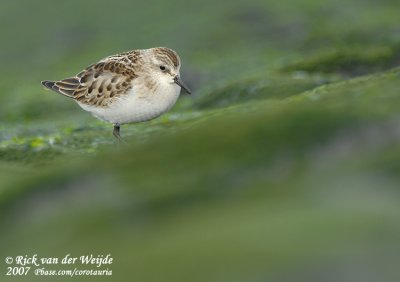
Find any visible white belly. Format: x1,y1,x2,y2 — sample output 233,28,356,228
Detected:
77,83,181,124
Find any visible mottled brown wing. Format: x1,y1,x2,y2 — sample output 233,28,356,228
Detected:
42,57,138,107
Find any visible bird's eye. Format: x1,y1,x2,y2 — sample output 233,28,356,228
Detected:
159,65,166,71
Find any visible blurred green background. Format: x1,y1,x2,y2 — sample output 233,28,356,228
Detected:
1,0,400,281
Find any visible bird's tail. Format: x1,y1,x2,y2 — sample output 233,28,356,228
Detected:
41,80,55,90
41,79,78,98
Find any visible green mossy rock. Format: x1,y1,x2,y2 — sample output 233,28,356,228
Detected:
1,1,400,281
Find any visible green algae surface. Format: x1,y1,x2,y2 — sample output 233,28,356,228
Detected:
1,1,400,282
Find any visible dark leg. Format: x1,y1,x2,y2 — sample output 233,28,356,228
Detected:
113,123,123,143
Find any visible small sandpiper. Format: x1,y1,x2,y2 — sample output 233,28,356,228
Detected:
42,47,191,141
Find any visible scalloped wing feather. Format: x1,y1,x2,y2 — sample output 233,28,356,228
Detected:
41,51,140,107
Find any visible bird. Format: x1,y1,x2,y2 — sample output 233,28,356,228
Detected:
41,47,191,142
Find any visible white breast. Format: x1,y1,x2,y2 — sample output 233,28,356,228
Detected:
77,82,181,125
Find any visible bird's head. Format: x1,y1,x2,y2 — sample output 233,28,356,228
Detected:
146,47,191,94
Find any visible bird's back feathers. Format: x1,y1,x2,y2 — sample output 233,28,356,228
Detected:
41,51,140,107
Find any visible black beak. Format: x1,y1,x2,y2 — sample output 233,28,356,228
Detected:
174,75,192,94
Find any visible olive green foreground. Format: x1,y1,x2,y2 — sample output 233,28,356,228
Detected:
1,1,400,281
